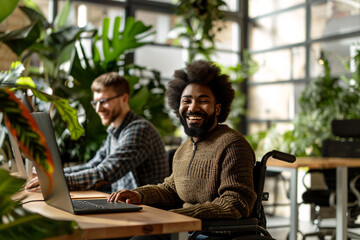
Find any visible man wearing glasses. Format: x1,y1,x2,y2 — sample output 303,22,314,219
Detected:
26,72,168,193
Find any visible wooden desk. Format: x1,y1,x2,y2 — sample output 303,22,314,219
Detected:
268,157,360,240
16,191,201,240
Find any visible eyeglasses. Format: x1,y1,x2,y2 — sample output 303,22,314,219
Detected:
91,94,123,109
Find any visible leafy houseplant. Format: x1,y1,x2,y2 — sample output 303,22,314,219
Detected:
222,51,259,131
1,0,176,163
61,16,176,162
0,168,77,239
173,0,258,132
0,2,80,237
172,0,227,62
0,65,78,238
248,48,360,157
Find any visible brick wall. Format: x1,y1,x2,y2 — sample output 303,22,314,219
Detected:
0,3,30,70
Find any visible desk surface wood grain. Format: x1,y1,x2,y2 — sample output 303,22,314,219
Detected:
268,157,360,169
15,190,201,240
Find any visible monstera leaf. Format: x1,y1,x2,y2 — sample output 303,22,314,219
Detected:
0,169,77,239
100,16,153,65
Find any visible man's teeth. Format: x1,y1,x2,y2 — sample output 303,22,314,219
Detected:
188,116,202,120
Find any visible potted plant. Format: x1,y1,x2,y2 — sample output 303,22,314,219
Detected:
248,47,360,157
0,64,78,239
0,0,176,163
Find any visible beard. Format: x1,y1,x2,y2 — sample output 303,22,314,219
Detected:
98,107,122,126
179,111,217,138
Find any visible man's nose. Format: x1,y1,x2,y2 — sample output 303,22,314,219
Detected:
188,102,200,112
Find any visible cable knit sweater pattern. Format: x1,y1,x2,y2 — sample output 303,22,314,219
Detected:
134,124,257,220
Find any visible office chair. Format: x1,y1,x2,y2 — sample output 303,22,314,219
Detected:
301,121,360,240
187,150,296,240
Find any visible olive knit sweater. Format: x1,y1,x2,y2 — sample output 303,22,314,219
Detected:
134,124,257,220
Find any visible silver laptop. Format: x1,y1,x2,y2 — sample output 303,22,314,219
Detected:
0,119,27,179
31,112,142,215
8,133,27,179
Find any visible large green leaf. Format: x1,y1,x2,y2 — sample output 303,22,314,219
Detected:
0,63,84,141
23,0,45,18
0,20,42,57
100,16,153,65
19,5,49,27
30,88,85,140
0,169,77,240
0,0,20,23
129,86,150,114
0,87,55,195
54,0,72,28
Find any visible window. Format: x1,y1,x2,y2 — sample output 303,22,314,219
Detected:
247,0,360,135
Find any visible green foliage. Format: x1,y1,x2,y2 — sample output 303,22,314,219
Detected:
249,48,360,157
0,63,84,141
1,1,175,163
62,15,175,162
173,0,228,62
0,0,20,23
173,1,258,131
100,17,153,65
0,169,77,239
221,51,259,131
0,88,50,171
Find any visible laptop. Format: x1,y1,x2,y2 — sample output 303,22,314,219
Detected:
8,131,27,179
30,112,142,215
0,119,27,179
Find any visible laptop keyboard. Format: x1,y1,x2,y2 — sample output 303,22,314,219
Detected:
72,199,121,210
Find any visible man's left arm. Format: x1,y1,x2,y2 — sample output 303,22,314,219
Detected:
66,121,156,190
171,141,257,219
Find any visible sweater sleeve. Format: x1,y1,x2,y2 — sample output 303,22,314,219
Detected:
134,174,184,209
170,141,257,219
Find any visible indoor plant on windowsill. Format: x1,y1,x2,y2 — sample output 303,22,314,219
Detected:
247,47,360,157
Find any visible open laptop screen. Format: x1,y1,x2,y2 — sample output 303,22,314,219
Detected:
31,112,142,214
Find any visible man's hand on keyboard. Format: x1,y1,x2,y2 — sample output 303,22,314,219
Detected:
25,176,41,192
108,190,141,204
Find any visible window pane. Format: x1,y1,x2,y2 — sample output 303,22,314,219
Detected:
210,51,239,67
136,10,177,44
69,2,125,28
250,47,306,83
248,83,295,120
249,8,305,50
135,45,187,79
249,0,304,18
223,0,239,11
215,21,239,52
311,1,360,39
248,122,268,135
248,122,292,136
294,81,306,114
310,37,360,78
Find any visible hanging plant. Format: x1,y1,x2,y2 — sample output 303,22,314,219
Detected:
172,0,228,62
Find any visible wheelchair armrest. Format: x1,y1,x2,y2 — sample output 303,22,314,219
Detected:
349,174,360,207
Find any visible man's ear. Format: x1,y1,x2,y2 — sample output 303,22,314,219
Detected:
122,93,130,103
215,103,221,116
